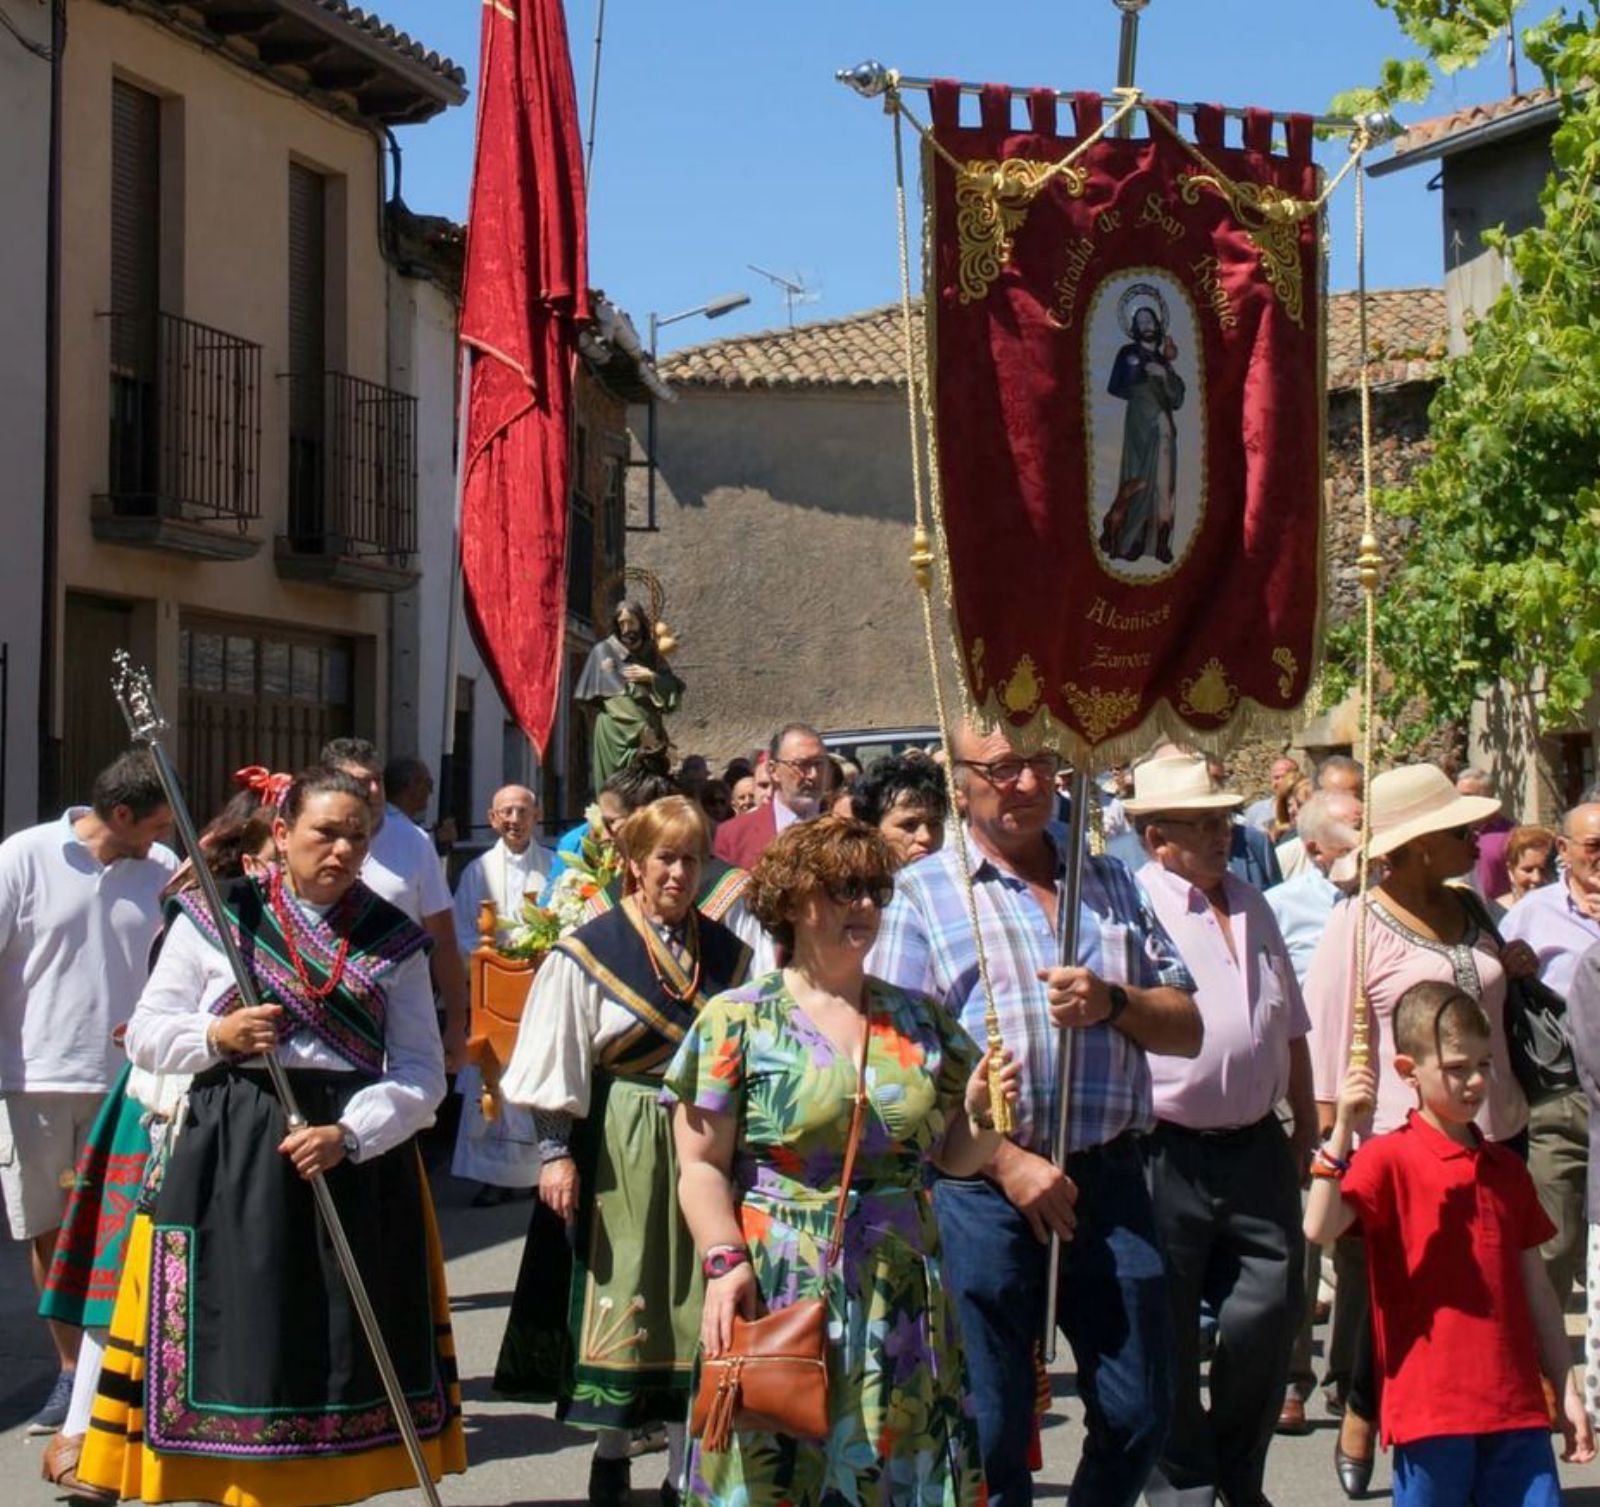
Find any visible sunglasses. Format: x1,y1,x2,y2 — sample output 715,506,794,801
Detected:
825,877,896,909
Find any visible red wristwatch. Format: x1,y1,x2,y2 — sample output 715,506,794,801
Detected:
702,1245,750,1279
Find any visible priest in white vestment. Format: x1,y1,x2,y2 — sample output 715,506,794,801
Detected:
451,786,554,1199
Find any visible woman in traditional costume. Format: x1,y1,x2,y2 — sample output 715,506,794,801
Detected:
495,795,752,1507
39,778,282,1497
664,817,1014,1507
77,764,465,1507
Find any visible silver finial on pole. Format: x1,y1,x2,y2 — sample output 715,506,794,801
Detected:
837,59,892,98
1358,109,1402,143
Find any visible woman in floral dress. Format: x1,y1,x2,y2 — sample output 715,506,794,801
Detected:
665,816,1016,1507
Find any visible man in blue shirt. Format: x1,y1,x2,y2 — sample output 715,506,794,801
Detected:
871,721,1200,1507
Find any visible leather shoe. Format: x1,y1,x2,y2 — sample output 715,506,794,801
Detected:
1275,1392,1311,1436
1334,1441,1373,1498
41,1433,117,1503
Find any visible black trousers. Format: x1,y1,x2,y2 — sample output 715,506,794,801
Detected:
1142,1116,1305,1507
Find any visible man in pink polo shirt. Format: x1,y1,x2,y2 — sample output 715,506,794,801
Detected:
1126,755,1317,1507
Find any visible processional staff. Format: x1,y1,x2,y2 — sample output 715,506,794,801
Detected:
110,651,444,1507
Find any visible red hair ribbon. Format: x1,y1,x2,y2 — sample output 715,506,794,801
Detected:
234,766,293,807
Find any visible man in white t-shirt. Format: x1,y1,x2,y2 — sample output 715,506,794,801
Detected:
321,739,468,1070
0,749,177,1431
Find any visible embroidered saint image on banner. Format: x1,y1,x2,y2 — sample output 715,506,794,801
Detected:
1089,275,1204,578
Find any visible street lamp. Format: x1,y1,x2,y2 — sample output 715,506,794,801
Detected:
642,291,750,530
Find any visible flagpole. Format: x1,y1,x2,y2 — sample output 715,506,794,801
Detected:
438,344,469,821
1042,0,1148,1369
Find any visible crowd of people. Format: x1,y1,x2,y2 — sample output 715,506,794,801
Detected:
5,721,1600,1507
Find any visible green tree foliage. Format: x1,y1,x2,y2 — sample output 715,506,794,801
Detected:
1325,4,1600,737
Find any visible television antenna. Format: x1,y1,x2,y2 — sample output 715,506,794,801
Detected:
747,263,818,327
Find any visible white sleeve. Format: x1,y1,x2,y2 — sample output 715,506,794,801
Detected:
499,952,601,1115
0,836,26,956
416,827,453,919
125,915,226,1074
339,950,446,1159
722,897,777,976
452,859,490,958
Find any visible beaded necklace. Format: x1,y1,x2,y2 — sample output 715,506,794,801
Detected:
269,867,353,1002
641,904,702,1003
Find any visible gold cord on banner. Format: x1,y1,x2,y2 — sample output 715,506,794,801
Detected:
891,96,1012,1136
1351,143,1381,1071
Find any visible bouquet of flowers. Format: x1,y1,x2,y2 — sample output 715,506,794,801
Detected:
496,899,562,960
542,805,623,937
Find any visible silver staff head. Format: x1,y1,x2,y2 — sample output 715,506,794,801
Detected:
837,60,892,98
1358,109,1403,143
1112,0,1152,13
110,650,169,744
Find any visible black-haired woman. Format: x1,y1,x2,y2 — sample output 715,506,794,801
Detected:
78,765,465,1506
850,753,950,869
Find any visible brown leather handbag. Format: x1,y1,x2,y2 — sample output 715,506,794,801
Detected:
690,1023,871,1453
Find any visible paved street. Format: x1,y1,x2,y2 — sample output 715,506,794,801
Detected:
6,1170,1600,1507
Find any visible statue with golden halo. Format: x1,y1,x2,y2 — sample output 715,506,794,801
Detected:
576,569,684,793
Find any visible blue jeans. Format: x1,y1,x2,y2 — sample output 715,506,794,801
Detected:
932,1135,1173,1507
1392,1427,1560,1506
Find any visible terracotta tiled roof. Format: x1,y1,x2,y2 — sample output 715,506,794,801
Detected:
1326,286,1448,389
1383,89,1557,163
662,288,1448,395
309,1,466,88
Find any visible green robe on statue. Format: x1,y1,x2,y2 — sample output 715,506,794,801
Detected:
575,633,683,792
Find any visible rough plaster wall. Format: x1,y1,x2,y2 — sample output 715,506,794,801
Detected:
630,389,937,765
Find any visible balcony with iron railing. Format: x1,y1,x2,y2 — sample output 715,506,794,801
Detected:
276,371,420,592
93,310,263,559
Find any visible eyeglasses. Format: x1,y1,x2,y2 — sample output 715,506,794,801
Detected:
774,757,830,776
1442,825,1474,842
824,877,896,908
956,753,1063,787
1566,837,1600,858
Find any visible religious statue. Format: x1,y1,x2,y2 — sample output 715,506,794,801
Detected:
1097,287,1186,565
574,597,683,794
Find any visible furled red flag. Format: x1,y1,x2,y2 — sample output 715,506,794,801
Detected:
459,0,589,750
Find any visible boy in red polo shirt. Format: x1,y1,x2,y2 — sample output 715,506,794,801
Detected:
1306,980,1594,1504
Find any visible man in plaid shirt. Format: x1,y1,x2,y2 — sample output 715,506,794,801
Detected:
871,723,1200,1507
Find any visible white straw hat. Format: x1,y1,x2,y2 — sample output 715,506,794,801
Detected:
1366,764,1501,859
1122,756,1244,816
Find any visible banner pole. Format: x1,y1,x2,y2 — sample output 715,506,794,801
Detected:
1113,0,1149,138
1042,767,1091,1359
110,653,444,1507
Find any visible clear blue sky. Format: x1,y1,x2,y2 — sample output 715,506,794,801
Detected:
376,0,1554,350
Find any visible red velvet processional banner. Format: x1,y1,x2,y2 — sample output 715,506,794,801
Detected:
927,84,1325,756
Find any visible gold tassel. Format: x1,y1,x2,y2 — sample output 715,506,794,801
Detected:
987,1041,1014,1136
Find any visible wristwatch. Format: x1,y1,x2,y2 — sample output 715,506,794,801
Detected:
702,1245,750,1280
1106,984,1131,1024
339,1125,360,1160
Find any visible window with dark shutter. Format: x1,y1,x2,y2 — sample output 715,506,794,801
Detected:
110,80,160,370
287,162,327,538
108,80,161,505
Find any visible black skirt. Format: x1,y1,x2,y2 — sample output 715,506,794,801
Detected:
143,1064,453,1460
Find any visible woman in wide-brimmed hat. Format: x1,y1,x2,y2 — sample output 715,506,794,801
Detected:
1304,762,1539,1497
